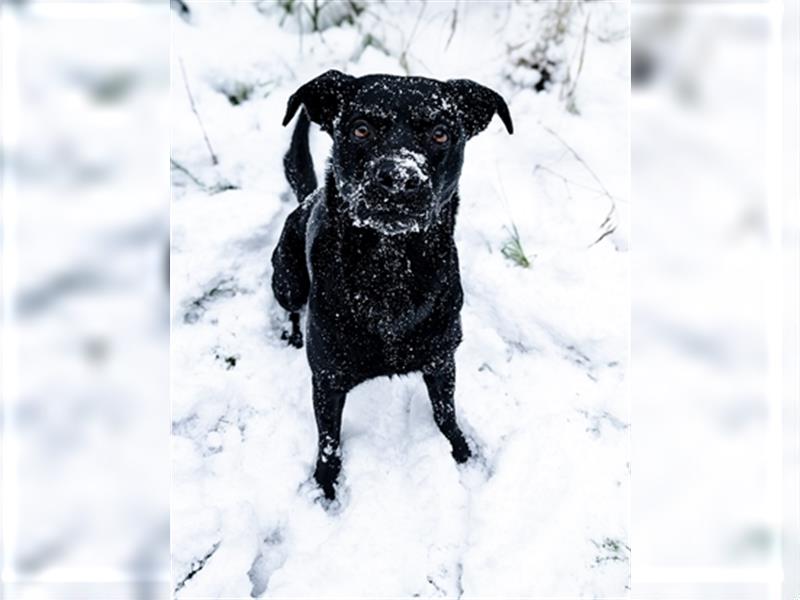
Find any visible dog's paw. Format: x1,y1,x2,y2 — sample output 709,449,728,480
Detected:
451,439,472,464
280,329,303,348
297,476,347,514
316,492,346,515
457,440,492,489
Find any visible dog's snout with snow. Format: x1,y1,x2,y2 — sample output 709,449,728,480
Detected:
369,151,430,215
374,154,425,195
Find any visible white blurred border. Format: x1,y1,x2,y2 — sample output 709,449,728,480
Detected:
1,1,22,583
1,1,170,598
781,0,800,597
631,0,799,598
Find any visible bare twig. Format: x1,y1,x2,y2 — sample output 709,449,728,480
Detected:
575,14,590,84
494,0,512,37
178,57,219,166
174,542,221,594
405,0,426,53
540,124,618,248
444,0,459,50
399,0,426,74
170,158,206,189
541,124,614,202
588,198,618,247
562,12,590,113
305,0,320,32
533,163,607,196
534,163,575,203
171,158,238,194
589,224,617,248
598,203,616,230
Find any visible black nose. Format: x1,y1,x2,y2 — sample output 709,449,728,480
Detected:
403,176,421,192
375,161,422,193
376,164,395,190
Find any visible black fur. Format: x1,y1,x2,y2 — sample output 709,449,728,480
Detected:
272,71,512,500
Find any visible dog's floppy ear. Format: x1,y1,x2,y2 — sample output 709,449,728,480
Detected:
447,79,513,138
282,70,355,133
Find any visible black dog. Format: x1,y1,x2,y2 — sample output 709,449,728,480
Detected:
272,70,512,500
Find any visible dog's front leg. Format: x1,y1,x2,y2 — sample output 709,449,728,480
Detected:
312,377,347,500
423,359,472,464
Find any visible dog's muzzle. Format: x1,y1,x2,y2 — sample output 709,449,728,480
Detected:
340,150,435,235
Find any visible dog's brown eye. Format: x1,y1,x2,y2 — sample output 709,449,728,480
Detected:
432,127,449,144
352,123,370,140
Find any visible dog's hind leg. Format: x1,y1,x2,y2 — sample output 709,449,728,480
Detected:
311,377,347,500
423,359,472,464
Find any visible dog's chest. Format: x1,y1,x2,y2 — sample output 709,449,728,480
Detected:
336,238,443,339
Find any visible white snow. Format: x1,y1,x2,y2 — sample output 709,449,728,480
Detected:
390,148,429,182
172,2,629,597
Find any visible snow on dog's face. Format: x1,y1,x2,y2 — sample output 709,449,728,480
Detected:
283,71,513,235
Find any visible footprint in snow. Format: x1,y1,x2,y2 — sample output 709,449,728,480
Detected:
458,451,492,491
247,528,288,598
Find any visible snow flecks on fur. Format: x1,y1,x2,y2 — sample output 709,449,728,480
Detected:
350,213,427,236
392,148,429,182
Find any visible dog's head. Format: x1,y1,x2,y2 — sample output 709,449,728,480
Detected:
283,71,513,235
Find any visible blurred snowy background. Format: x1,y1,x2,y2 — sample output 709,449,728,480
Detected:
171,1,630,598
1,2,170,599
631,2,798,599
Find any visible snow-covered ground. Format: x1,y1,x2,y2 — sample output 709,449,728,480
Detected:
171,2,630,597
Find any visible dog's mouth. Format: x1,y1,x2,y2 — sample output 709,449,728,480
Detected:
338,183,435,235
351,205,430,235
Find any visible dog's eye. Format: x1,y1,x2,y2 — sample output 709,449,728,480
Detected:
352,123,371,140
432,126,449,144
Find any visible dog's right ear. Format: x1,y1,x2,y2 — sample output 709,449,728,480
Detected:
282,70,355,133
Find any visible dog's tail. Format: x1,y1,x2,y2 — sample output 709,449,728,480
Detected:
283,109,318,203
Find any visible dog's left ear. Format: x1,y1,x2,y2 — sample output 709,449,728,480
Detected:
282,70,355,133
447,79,513,138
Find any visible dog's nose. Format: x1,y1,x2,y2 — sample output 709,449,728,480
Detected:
375,160,422,194
403,176,421,192
376,164,395,191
